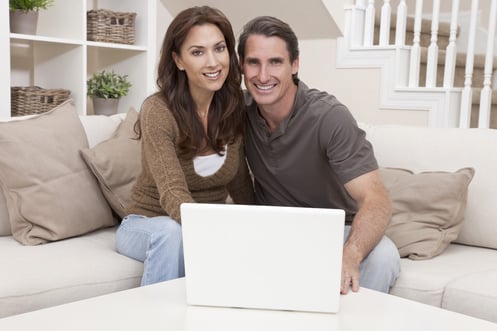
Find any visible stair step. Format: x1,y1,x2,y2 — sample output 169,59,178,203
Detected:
376,14,453,36
471,87,497,104
375,14,454,48
418,47,497,88
419,47,496,68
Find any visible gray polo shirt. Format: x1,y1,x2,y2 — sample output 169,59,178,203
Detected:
244,81,378,222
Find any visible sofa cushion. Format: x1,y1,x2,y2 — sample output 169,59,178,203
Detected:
79,113,124,148
81,108,141,218
442,269,497,323
0,227,143,317
389,244,497,310
381,167,474,260
0,101,115,245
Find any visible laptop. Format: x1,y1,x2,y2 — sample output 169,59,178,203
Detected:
180,203,345,313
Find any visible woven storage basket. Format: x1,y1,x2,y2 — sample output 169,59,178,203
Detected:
11,86,71,117
87,9,136,44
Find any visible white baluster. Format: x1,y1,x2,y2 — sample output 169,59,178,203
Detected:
443,0,459,88
363,0,376,46
459,0,479,128
478,0,497,128
379,0,392,46
409,0,423,87
425,0,440,87
350,0,367,47
395,0,407,46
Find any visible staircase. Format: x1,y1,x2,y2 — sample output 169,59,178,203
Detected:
338,1,497,129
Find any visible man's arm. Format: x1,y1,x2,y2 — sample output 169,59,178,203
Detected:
340,169,392,294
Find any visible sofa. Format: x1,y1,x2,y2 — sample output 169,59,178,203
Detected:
0,101,496,323
361,123,497,324
0,101,143,318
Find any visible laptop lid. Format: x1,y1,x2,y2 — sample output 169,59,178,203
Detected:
180,203,345,313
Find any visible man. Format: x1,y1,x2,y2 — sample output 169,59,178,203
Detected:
237,16,400,294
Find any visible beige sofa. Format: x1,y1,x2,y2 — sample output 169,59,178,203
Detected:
0,102,496,323
361,123,497,324
0,102,143,318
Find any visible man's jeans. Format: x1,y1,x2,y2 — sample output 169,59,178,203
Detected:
116,214,184,286
344,225,401,293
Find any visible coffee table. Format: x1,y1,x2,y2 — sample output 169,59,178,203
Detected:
0,278,496,330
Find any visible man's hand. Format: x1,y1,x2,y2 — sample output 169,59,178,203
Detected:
340,243,362,294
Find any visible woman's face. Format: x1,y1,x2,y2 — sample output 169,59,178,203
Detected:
173,23,230,100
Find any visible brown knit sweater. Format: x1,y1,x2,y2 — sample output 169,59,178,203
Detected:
126,95,255,222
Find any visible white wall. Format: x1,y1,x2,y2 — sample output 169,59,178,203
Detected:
298,39,429,126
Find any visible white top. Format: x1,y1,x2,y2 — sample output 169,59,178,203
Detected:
193,151,227,177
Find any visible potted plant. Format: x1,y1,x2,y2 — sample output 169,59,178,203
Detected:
9,0,54,34
87,70,132,116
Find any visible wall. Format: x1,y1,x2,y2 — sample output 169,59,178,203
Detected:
298,39,429,126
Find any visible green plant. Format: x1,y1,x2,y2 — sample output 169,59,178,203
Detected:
9,0,54,11
87,70,132,99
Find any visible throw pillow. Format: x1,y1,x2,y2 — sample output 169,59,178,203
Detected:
80,108,141,218
0,190,10,236
0,100,115,245
380,167,475,260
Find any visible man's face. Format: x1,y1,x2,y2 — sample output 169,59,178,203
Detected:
241,34,299,111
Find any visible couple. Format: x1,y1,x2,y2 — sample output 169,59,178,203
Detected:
115,6,400,295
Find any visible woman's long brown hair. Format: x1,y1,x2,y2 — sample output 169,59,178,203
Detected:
135,6,244,157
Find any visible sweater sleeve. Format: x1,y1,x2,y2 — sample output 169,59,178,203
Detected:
140,100,194,222
226,137,255,204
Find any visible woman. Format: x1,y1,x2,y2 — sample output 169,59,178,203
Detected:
116,6,255,286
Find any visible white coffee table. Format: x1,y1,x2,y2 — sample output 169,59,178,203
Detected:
0,278,495,330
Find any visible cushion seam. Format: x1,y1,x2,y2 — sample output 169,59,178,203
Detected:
0,276,141,299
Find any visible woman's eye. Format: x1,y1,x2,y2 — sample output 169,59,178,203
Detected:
216,45,226,52
191,50,203,56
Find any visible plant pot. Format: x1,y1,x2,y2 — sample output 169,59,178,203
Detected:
10,10,39,35
92,98,119,116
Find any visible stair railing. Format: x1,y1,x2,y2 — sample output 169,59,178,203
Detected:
408,0,423,87
442,0,459,88
459,0,479,128
348,0,497,129
479,0,497,128
425,0,440,88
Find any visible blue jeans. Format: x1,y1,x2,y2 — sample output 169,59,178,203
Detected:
116,217,399,291
116,214,185,286
344,226,401,293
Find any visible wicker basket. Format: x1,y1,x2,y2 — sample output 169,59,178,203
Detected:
11,86,71,117
87,9,136,45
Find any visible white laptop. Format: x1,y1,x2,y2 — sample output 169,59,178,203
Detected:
180,203,345,313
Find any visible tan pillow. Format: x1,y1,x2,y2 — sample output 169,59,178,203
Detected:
0,190,11,236
380,167,475,260
0,100,115,245
80,108,141,218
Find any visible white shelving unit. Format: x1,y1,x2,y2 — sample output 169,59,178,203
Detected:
2,0,157,119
